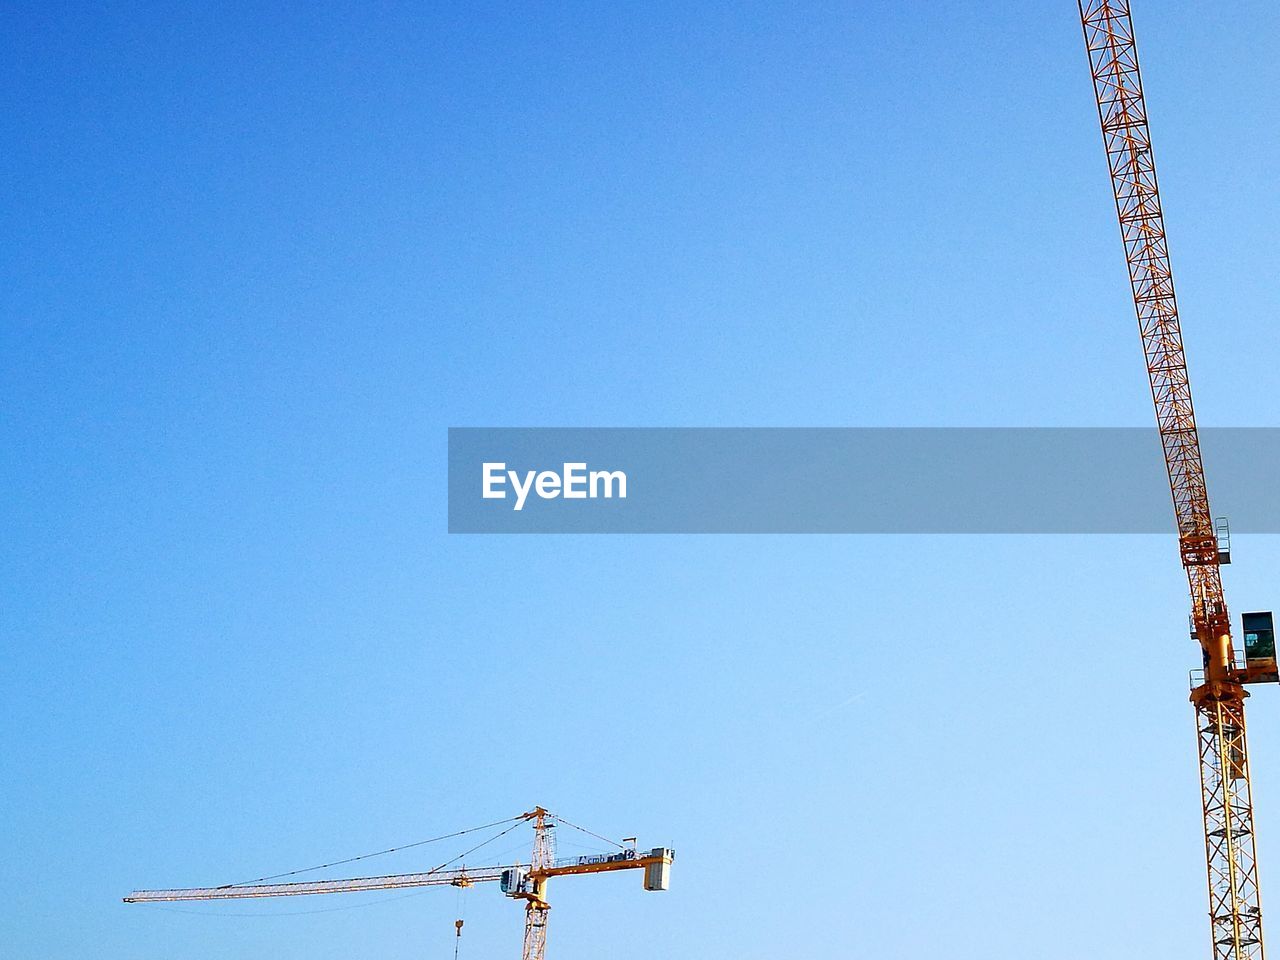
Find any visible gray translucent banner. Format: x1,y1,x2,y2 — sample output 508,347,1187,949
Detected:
447,428,1280,534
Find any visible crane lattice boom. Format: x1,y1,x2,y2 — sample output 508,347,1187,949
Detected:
124,865,511,902
1079,0,1229,657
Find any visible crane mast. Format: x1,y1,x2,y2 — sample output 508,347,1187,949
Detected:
520,807,554,960
1077,2,1265,957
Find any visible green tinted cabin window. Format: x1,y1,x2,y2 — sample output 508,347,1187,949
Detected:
1243,612,1276,661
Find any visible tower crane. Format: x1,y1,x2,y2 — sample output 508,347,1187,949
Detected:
1077,3,1277,958
124,807,675,960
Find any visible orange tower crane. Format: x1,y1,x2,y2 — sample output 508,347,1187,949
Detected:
1077,3,1277,958
125,807,675,960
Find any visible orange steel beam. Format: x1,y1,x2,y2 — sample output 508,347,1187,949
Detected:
1078,0,1232,672
537,853,670,880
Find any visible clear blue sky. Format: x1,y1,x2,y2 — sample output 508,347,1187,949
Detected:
4,2,1280,958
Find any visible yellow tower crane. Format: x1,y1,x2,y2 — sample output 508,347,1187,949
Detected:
1077,3,1277,958
125,807,675,960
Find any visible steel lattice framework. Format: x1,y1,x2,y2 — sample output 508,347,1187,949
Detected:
1078,3,1263,958
522,809,556,960
1199,699,1265,957
1078,0,1227,643
123,865,509,901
